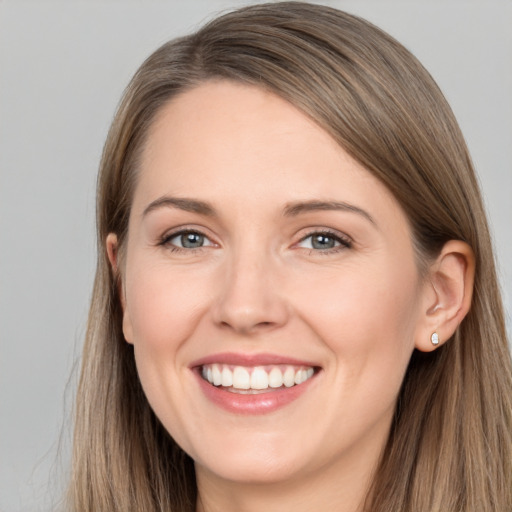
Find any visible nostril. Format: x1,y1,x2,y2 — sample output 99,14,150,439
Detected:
219,320,274,331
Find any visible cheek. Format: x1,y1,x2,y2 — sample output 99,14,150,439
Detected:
295,256,420,374
290,259,421,445
122,257,215,446
124,259,212,353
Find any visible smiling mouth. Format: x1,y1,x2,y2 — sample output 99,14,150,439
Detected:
201,364,316,394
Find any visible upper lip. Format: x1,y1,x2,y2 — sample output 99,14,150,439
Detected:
190,352,319,369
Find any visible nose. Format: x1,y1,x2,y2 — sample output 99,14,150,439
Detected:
211,248,290,335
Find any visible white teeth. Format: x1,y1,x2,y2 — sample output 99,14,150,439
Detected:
201,363,316,391
268,367,284,388
283,367,295,387
295,368,312,384
212,364,222,386
232,366,251,389
250,367,269,390
221,366,233,387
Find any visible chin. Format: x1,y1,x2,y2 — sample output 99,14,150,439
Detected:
189,429,323,486
196,454,301,485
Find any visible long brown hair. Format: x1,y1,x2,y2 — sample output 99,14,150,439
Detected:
69,3,512,511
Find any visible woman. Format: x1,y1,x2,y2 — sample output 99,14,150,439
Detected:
68,2,512,511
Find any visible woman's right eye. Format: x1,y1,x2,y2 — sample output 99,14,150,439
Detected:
162,230,214,250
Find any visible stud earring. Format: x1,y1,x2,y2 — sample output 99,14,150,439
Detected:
431,332,439,346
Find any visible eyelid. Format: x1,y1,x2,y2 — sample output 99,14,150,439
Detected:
156,226,351,253
295,228,352,250
170,232,214,248
158,226,218,250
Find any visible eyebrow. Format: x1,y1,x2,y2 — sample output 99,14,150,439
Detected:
283,200,376,226
142,196,216,217
142,196,376,226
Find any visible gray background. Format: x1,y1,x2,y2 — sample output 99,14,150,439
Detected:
1,1,511,511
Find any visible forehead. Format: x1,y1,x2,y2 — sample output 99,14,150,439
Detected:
142,80,350,179
133,80,403,227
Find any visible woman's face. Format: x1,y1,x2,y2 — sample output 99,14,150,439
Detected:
117,81,428,489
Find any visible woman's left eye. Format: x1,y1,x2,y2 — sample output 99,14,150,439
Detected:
297,232,351,251
163,230,214,250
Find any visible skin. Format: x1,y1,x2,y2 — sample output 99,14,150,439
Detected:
107,81,474,512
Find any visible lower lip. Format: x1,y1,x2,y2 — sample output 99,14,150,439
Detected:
194,370,317,415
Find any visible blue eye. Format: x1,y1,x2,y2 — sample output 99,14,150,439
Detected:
165,231,214,249
298,232,350,251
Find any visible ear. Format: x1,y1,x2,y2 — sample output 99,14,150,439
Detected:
106,233,133,344
106,233,120,274
415,240,475,352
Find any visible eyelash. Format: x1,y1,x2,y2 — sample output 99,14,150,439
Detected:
158,228,352,254
158,229,215,253
297,229,352,255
